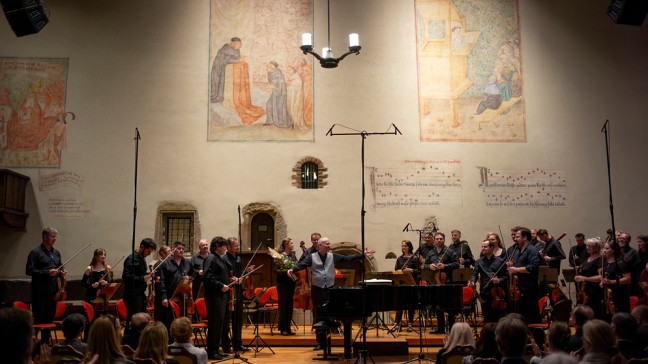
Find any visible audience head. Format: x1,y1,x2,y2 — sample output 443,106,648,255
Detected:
0,307,34,364
444,322,475,349
496,313,528,357
582,319,615,355
631,304,648,327
130,312,151,333
87,316,125,364
611,312,637,340
474,322,499,358
134,321,171,363
170,317,193,344
546,321,571,352
571,304,594,329
541,352,578,364
61,313,86,340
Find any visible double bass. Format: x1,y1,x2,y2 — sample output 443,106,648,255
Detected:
293,241,312,310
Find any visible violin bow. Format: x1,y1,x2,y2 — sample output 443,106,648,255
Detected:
58,243,92,271
98,255,126,281
149,246,179,276
228,264,264,287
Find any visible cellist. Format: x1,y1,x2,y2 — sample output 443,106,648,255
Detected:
26,227,65,345
573,237,604,319
422,232,459,334
469,239,508,323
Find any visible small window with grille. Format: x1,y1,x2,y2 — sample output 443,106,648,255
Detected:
163,213,194,249
292,157,328,190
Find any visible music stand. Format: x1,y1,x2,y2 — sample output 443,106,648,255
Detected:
539,267,558,284
452,268,473,284
170,280,193,317
93,283,120,314
244,287,274,358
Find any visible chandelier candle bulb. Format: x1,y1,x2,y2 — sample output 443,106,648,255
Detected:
323,47,333,58
349,33,359,47
302,33,312,47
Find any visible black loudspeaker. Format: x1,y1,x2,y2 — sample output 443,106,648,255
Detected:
1,0,48,37
608,0,648,26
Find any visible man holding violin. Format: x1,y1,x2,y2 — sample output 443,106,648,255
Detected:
26,227,65,345
158,241,194,335
470,239,508,323
422,232,459,334
507,227,541,324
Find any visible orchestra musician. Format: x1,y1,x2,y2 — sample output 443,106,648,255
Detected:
574,237,604,319
470,239,508,323
599,238,631,317
422,232,459,334
190,239,210,300
299,232,321,262
507,227,542,324
82,248,112,311
287,237,375,351
158,241,194,335
419,232,436,263
393,240,418,332
569,233,588,269
203,236,233,360
448,230,475,268
486,233,508,259
122,238,157,335
617,232,641,297
275,237,298,336
26,227,65,345
537,229,566,272
221,237,248,353
530,228,546,252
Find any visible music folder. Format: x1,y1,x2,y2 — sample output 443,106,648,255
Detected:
93,282,120,304
170,279,192,302
538,266,558,283
366,270,416,285
562,268,576,283
452,268,473,283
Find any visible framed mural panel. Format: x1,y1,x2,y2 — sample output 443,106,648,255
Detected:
208,0,314,142
416,0,525,142
0,58,69,167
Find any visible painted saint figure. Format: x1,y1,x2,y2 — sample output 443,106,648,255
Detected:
210,37,242,104
264,61,293,128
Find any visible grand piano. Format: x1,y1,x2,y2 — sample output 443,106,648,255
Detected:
317,284,463,359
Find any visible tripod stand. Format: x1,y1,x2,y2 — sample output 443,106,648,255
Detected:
244,288,275,358
327,123,401,364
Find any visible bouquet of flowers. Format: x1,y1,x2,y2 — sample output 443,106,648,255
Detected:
268,247,297,281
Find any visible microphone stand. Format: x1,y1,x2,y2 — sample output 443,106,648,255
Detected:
327,123,401,364
127,128,141,334
402,223,435,364
601,120,620,290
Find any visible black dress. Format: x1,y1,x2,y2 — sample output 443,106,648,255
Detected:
579,256,603,319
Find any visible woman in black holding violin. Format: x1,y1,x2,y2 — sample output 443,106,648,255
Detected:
574,237,604,319
393,240,418,332
470,239,508,323
82,248,113,307
598,238,631,318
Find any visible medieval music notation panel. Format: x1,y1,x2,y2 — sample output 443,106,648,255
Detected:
477,167,568,208
370,160,463,209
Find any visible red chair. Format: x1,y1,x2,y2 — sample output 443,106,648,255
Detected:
189,298,208,347
13,300,58,343
117,299,127,321
53,301,67,329
170,300,181,318
630,296,639,312
82,301,95,323
258,286,279,334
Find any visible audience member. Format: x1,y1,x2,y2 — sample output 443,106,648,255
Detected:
435,322,475,364
631,304,648,348
0,307,36,364
496,313,529,364
578,319,616,364
86,316,132,364
565,304,594,353
134,321,179,364
121,312,150,350
473,322,501,361
540,352,578,364
169,317,208,364
611,312,647,360
531,322,571,364
53,313,87,354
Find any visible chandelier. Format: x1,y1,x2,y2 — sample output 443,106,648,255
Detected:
299,0,361,68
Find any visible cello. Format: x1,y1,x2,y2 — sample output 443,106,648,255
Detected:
293,241,312,310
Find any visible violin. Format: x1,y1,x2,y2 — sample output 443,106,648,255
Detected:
146,264,155,310
603,272,615,315
510,275,521,301
434,271,447,285
54,275,67,301
576,266,588,305
491,283,507,310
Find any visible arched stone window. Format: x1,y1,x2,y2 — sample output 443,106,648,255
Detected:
292,156,328,189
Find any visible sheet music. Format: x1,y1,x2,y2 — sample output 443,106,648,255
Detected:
477,167,568,207
370,160,462,209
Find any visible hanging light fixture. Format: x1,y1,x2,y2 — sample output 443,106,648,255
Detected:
300,0,361,68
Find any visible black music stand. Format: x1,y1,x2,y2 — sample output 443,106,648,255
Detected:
244,288,274,358
93,283,120,314
452,268,473,284
170,280,193,317
539,267,558,285
562,268,576,299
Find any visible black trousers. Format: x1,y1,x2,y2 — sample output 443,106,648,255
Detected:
32,289,56,343
277,279,296,332
205,291,227,355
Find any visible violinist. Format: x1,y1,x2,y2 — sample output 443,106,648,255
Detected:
507,227,542,324
158,241,194,334
448,230,475,268
274,237,298,336
122,237,157,335
599,239,631,316
569,233,588,269
537,229,566,273
617,232,642,297
573,238,604,318
393,240,418,332
298,232,321,262
486,233,508,260
222,237,249,353
190,239,210,300
419,233,436,264
469,240,507,323
422,232,459,334
26,227,65,345
82,248,112,311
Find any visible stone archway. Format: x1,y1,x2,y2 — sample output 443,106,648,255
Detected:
240,202,287,251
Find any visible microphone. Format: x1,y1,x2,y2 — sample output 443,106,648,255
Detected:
326,124,336,136
600,119,609,133
135,128,141,140
402,223,411,232
392,123,402,135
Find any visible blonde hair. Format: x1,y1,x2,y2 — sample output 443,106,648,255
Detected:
277,237,292,253
170,317,193,343
86,316,125,364
585,237,602,250
443,322,475,350
582,319,615,354
134,321,171,363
